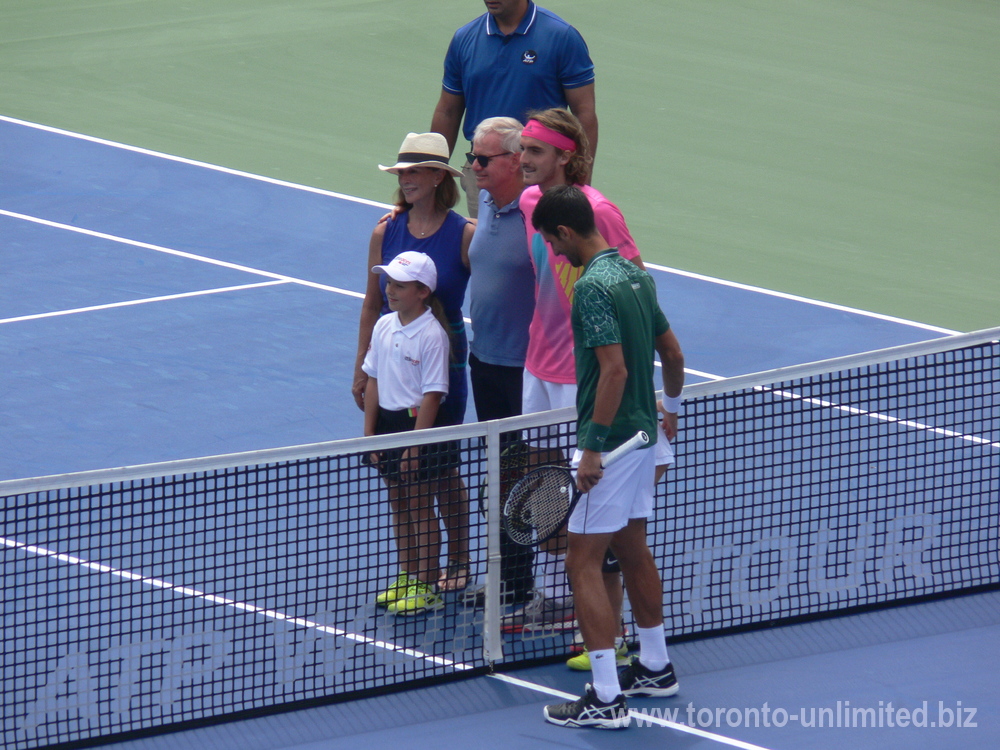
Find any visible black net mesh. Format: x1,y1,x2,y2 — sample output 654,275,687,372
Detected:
3,334,997,749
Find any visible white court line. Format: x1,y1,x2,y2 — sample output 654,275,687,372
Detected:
645,262,958,336
0,207,905,393
675,366,725,381
1,114,957,337
0,208,364,300
489,673,774,749
0,280,289,325
0,114,393,210
0,534,472,671
0,209,721,381
759,385,999,449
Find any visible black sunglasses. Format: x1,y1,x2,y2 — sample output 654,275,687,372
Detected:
466,151,514,168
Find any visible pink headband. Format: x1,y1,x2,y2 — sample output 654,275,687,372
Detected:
522,119,577,152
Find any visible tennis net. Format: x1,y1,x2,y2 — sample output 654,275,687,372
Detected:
3,327,997,749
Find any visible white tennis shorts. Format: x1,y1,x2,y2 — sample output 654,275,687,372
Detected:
568,445,657,535
522,371,577,451
654,421,675,467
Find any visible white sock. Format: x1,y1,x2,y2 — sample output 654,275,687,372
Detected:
589,649,621,703
636,624,669,672
535,551,570,600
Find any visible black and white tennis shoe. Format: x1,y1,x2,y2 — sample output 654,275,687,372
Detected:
618,658,680,697
543,684,630,729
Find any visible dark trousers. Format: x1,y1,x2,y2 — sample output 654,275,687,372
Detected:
470,354,534,600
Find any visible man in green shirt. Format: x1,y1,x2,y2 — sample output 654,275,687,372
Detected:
531,185,685,729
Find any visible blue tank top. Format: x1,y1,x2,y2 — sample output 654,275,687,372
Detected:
379,210,470,325
379,210,471,425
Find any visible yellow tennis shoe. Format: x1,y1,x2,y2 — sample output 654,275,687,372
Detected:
375,572,417,607
386,581,444,615
566,638,629,671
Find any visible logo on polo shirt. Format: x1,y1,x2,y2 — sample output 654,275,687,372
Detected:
404,355,421,366
522,50,537,64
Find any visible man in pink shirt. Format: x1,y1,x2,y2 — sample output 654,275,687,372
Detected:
502,108,657,640
518,110,643,389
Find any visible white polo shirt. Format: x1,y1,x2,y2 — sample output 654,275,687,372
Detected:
362,308,450,411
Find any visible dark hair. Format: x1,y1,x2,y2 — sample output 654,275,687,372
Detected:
393,169,460,213
531,184,597,238
523,108,591,185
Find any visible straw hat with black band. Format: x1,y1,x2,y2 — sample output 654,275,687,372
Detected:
379,132,463,177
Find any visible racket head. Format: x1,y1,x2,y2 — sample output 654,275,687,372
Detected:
502,465,577,547
475,437,529,517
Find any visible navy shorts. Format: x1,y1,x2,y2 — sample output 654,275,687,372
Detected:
365,407,461,482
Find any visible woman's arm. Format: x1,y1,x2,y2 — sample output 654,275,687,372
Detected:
363,377,381,466
460,219,476,270
353,224,387,411
364,378,380,437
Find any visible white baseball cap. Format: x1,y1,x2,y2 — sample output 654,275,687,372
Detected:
371,251,438,292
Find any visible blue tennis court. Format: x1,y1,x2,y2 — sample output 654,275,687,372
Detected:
0,116,955,480
2,117,997,750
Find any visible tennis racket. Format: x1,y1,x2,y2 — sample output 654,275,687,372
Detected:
502,431,649,547
475,437,530,517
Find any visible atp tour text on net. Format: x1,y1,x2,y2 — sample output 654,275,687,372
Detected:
13,506,979,737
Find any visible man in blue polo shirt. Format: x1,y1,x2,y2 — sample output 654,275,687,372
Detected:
430,0,598,217
462,115,537,608
467,116,533,432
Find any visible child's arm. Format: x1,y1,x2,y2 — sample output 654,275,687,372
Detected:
412,392,442,431
400,391,444,475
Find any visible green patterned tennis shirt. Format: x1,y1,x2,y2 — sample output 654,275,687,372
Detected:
571,249,670,453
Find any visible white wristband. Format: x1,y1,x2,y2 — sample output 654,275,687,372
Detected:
662,394,682,414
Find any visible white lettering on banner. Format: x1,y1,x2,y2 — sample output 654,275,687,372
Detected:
683,509,941,621
807,523,873,593
12,507,953,737
730,534,795,609
110,631,234,716
18,602,481,739
272,609,345,684
18,631,234,736
876,514,939,585
18,651,100,735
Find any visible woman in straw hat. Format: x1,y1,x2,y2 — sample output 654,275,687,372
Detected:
354,132,476,599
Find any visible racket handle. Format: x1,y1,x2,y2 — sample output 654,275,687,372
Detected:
601,430,649,468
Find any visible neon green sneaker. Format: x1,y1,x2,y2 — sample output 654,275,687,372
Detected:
566,638,629,671
376,572,417,608
386,581,445,615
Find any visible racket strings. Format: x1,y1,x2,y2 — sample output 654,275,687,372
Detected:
504,467,574,545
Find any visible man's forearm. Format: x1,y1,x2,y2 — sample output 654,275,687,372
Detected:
430,90,465,155
564,83,598,167
655,329,685,400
